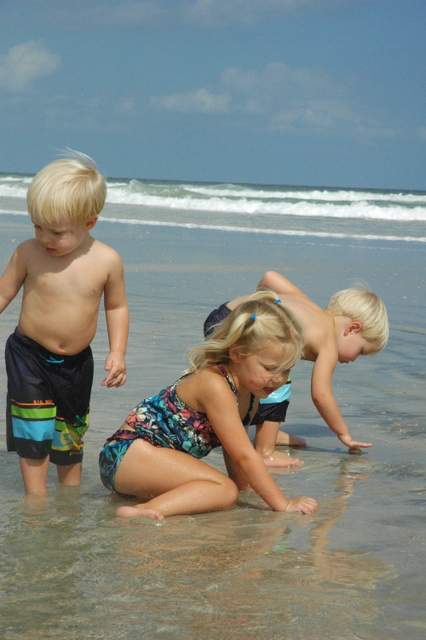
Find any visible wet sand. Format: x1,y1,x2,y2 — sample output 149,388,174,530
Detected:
0,217,425,639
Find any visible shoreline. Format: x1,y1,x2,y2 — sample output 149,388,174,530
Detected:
0,211,425,639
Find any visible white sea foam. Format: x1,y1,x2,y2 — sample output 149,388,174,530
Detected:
97,216,426,243
1,173,425,234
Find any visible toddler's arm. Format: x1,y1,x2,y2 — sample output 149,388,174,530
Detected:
102,253,129,388
0,246,27,314
257,270,303,296
311,351,372,449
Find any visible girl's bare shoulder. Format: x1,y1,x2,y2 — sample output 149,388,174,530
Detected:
177,366,231,413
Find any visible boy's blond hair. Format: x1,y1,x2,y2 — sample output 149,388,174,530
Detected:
188,290,305,373
327,288,389,353
27,150,106,225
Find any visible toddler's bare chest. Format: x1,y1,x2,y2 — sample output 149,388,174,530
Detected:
27,266,104,300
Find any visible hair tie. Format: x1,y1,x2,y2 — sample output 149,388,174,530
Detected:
251,313,257,321
275,298,281,304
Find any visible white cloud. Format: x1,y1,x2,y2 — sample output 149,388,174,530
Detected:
98,2,166,26
222,63,405,137
0,0,343,31
181,0,326,28
418,127,426,141
151,88,230,113
271,100,359,132
149,60,398,138
0,41,60,93
219,63,357,132
113,97,139,116
221,62,345,103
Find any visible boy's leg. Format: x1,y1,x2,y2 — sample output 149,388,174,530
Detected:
19,456,50,494
57,462,82,486
5,330,93,492
49,345,93,482
254,420,303,467
275,430,306,447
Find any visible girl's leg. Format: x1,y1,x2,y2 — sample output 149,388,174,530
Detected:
114,439,239,519
254,421,304,467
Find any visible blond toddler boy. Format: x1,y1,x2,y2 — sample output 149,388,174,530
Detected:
204,270,389,466
0,151,129,494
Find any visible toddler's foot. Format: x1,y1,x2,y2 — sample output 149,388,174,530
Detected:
276,431,306,447
259,449,304,468
116,505,165,522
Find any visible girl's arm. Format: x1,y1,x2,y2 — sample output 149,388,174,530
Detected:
311,349,372,449
102,252,129,387
200,372,317,514
223,446,250,490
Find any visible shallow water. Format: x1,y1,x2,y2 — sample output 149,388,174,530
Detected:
0,213,425,639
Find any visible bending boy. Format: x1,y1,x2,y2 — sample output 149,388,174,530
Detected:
0,151,129,494
204,270,389,466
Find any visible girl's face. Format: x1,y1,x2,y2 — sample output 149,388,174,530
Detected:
33,217,97,257
230,341,291,398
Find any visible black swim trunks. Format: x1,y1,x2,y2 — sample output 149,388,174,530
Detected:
5,328,94,465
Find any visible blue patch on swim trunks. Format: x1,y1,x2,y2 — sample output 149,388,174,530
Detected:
45,355,65,364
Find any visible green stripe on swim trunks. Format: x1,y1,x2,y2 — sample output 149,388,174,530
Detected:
11,405,56,420
54,417,89,435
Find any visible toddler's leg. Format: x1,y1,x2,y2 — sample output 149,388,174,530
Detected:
19,456,49,494
275,430,306,447
254,421,304,467
57,462,82,486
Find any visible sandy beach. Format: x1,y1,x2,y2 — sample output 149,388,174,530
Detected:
0,214,425,639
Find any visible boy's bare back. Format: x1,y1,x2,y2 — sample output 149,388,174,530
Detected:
266,289,335,363
230,274,337,364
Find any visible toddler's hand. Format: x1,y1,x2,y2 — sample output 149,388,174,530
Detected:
102,352,127,387
338,433,372,449
285,496,317,514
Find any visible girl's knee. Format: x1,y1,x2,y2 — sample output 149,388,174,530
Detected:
221,477,240,509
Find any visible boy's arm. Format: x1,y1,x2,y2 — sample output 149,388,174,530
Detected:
0,246,27,313
311,350,372,449
257,270,304,296
102,254,129,388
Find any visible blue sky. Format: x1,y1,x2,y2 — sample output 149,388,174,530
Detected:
1,0,425,189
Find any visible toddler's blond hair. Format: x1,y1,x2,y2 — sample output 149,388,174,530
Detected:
327,288,389,353
27,150,106,225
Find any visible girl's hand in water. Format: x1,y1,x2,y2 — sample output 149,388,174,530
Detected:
284,497,317,514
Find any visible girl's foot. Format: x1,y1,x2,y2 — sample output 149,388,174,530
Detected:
116,505,165,521
276,431,306,447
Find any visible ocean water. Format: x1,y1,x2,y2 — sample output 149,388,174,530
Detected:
1,172,425,242
0,174,425,639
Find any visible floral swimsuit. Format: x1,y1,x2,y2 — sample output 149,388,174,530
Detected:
99,365,255,493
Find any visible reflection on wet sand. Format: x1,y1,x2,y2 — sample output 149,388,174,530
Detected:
94,457,396,640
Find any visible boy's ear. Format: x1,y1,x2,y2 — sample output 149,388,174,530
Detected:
85,215,98,231
345,320,362,335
